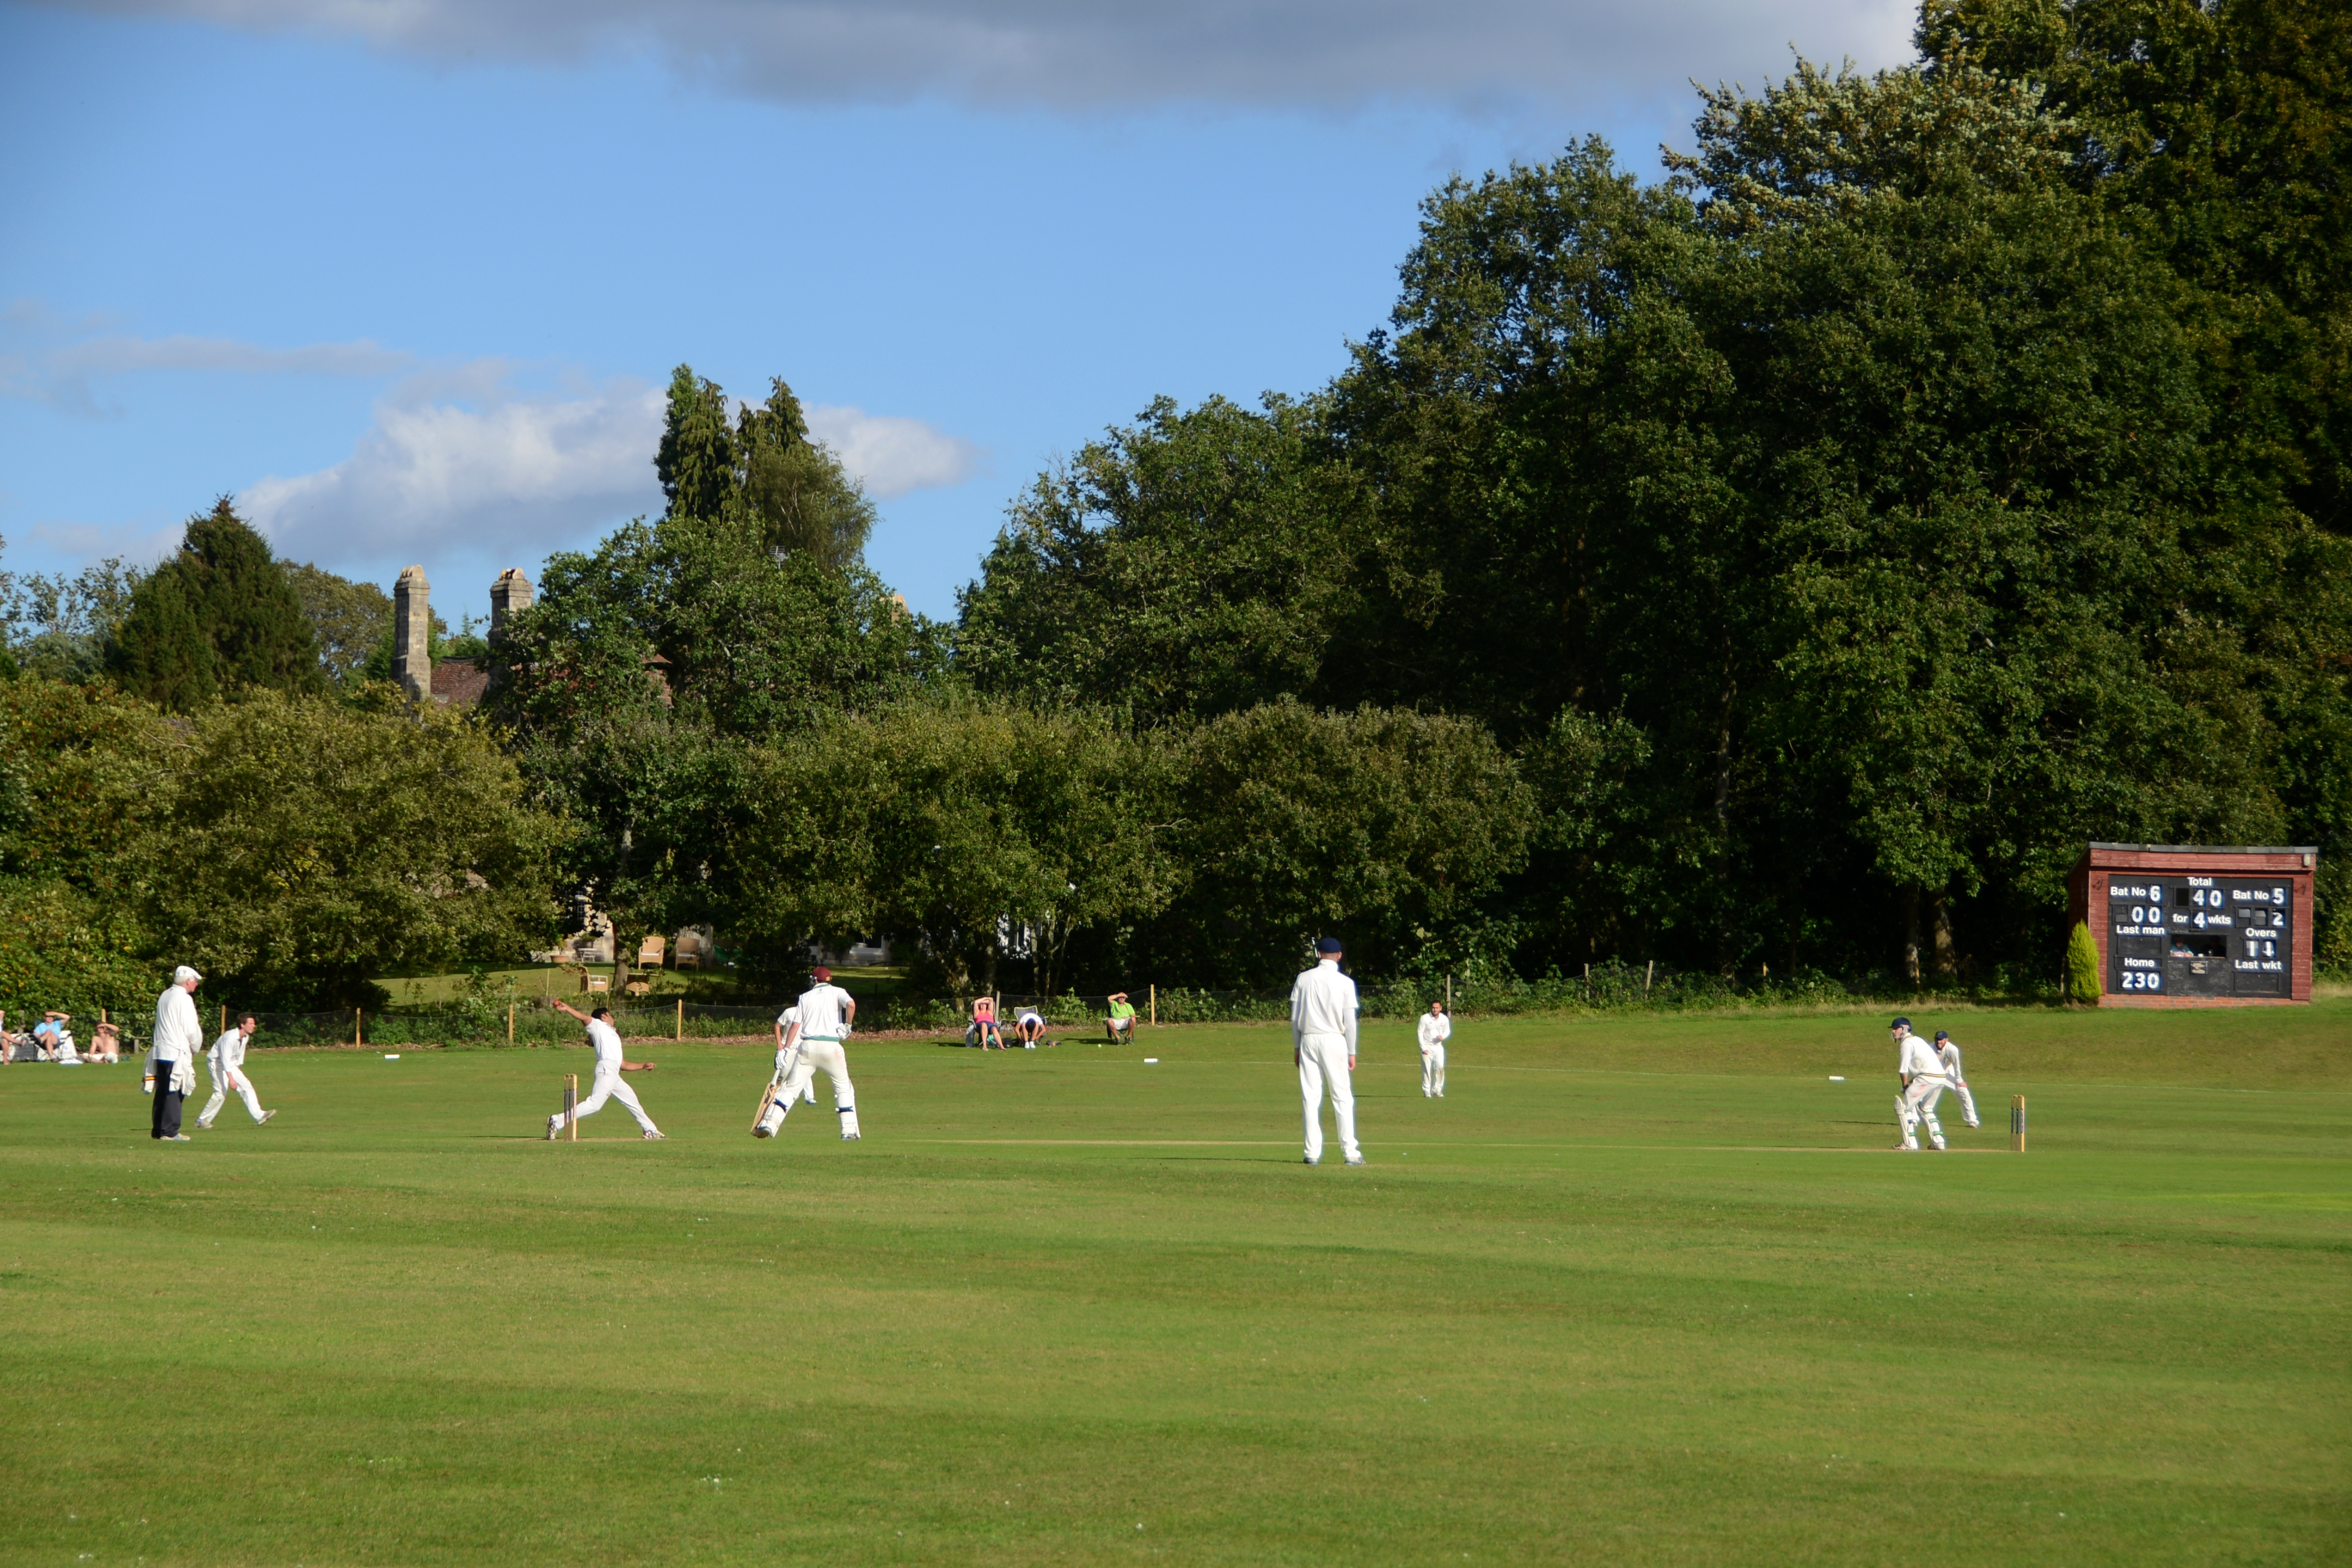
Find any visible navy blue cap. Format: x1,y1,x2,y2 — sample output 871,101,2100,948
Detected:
1316,936,1343,955
1934,1030,1950,1040
1891,1016,1911,1030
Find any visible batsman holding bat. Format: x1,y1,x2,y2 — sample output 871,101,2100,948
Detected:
752,967,860,1140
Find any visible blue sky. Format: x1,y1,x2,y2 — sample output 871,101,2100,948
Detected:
0,0,1913,620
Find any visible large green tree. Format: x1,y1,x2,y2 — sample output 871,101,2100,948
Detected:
108,500,324,710
283,562,393,686
957,395,1362,721
139,690,562,1008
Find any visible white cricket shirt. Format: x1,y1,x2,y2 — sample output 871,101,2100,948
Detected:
586,1018,625,1068
209,1027,247,1073
1898,1034,1945,1079
797,982,853,1040
1290,960,1359,1052
1937,1042,1964,1082
1417,1013,1451,1051
151,986,203,1064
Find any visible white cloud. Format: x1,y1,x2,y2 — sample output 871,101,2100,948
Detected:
235,375,987,566
53,0,1921,111
807,404,986,499
239,379,667,564
0,313,414,416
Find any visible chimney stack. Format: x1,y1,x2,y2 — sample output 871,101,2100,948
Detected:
393,565,431,702
489,568,534,639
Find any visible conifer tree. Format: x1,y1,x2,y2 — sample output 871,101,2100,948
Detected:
655,365,737,521
107,499,321,710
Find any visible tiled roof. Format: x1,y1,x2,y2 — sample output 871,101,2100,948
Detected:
432,658,490,706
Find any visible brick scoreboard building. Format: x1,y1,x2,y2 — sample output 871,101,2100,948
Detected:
2067,843,2317,1006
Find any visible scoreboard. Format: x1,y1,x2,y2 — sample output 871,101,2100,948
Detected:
2070,843,2316,1006
2104,875,2293,999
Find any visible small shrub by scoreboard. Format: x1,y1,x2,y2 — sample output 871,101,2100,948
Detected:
2067,843,2317,1005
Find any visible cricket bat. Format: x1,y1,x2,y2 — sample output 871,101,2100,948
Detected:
752,1073,784,1132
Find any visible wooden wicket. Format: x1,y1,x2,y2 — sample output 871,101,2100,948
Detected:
565,1073,578,1142
2011,1093,2027,1153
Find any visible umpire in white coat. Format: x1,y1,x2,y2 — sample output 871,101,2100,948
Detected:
1291,937,1364,1166
149,965,204,1141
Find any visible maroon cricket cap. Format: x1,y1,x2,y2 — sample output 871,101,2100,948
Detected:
811,966,832,982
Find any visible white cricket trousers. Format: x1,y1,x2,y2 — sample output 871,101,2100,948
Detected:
575,1065,659,1132
1950,1082,1979,1126
1898,1077,1947,1149
1421,1044,1446,1097
1297,1033,1359,1163
200,1061,263,1124
759,1041,858,1136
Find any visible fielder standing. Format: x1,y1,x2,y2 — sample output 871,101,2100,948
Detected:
1891,1016,1948,1152
1934,1030,1980,1129
546,1000,664,1140
755,966,860,1140
196,1013,274,1130
1291,937,1363,1166
1417,1001,1451,1098
149,966,204,1141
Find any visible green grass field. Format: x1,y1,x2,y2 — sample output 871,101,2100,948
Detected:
2,1003,2347,1565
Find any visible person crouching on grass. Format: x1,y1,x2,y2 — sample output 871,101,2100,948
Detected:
197,1013,273,1129
547,1000,665,1140
1891,1016,1949,1152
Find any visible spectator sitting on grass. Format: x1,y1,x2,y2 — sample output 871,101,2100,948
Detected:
87,1021,123,1064
1012,1007,1046,1048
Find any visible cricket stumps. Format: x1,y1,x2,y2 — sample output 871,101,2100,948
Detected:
2011,1093,2027,1153
565,1073,578,1142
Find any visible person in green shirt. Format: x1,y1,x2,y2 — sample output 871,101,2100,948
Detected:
1104,991,1137,1044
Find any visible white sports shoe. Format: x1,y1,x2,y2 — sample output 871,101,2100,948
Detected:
643,1129,667,1140
546,1116,563,1140
195,1118,215,1131
841,1131,860,1140
1344,1155,1367,1166
752,1124,774,1139
258,1109,276,1125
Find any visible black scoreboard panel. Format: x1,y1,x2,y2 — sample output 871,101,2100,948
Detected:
2106,875,2295,999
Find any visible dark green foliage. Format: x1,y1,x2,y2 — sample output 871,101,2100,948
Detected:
106,500,323,710
1,549,143,684
488,504,940,969
283,562,393,685
737,378,875,570
957,396,1360,721
137,690,562,1009
105,562,213,710
655,365,737,523
953,44,2352,985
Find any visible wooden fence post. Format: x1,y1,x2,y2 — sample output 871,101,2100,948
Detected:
1149,984,1156,1027
676,998,684,1042
507,1002,516,1046
354,1007,363,1048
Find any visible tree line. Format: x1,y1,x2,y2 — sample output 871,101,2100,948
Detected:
4,0,2346,1012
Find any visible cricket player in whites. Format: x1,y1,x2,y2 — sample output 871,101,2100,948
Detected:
1417,1001,1451,1098
196,1012,274,1129
1934,1030,1980,1128
1292,937,1364,1165
1891,1016,1949,1151
755,966,860,1140
546,1000,665,1139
